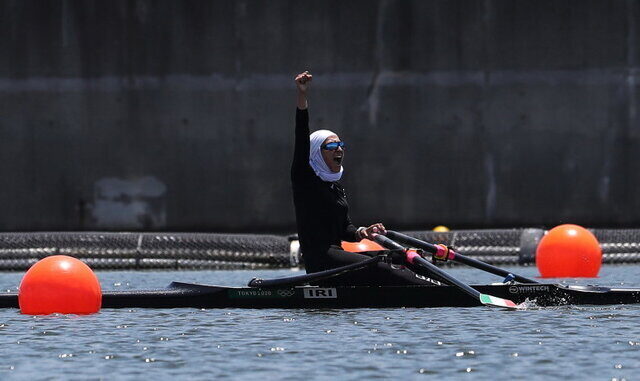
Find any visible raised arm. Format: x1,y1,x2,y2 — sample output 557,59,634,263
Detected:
292,71,314,181
296,71,311,110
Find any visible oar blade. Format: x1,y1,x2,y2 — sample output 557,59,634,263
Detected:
479,294,524,310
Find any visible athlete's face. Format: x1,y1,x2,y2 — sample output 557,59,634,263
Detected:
321,135,344,173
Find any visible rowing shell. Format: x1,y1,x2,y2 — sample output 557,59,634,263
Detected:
1,282,639,309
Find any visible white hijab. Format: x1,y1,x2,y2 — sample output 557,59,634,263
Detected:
309,129,343,182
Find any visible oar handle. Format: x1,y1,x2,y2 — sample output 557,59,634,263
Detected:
386,230,450,257
386,230,538,284
371,234,405,250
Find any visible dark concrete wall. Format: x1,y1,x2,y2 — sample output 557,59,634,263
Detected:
1,0,639,231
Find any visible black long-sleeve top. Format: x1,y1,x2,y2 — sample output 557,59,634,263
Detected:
291,108,358,271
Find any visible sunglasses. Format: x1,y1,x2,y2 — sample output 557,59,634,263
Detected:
321,141,345,151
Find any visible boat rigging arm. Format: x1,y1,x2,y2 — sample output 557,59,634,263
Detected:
248,255,384,288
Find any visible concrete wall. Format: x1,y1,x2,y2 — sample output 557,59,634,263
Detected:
0,0,639,231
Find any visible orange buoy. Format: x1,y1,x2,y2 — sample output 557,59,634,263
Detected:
19,255,102,315
433,225,450,232
536,224,602,278
342,239,386,252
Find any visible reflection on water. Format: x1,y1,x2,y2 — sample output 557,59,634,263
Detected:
0,265,639,380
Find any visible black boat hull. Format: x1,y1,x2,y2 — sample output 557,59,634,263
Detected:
2,282,640,309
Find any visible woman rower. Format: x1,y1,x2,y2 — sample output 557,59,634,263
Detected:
291,71,436,286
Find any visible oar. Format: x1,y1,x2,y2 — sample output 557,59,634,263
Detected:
371,234,523,309
248,255,382,288
386,230,538,284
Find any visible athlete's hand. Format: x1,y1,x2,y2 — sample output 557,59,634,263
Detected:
295,71,312,94
361,223,386,239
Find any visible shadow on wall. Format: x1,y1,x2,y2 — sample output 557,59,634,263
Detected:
89,176,167,229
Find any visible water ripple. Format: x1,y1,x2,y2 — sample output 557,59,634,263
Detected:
0,267,639,379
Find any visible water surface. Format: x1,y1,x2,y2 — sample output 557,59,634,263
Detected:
0,265,638,380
